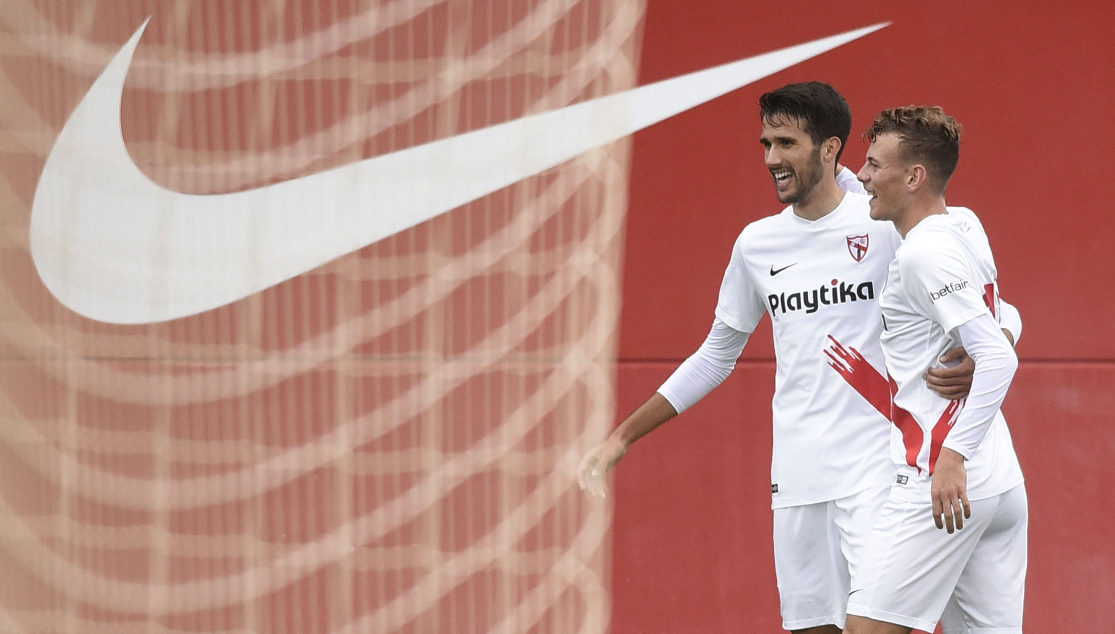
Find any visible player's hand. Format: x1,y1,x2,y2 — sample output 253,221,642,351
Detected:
1001,328,1015,346
925,347,974,400
577,436,628,498
931,448,971,533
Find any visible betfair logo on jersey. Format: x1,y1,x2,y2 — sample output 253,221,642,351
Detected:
929,280,970,302
767,279,875,316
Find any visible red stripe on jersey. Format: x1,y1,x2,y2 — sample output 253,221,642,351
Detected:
824,336,890,418
825,336,923,473
888,375,924,474
928,399,965,475
983,283,999,319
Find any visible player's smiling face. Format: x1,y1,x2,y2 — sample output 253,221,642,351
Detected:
760,115,824,205
857,132,908,223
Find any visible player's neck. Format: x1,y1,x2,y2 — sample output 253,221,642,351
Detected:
896,197,948,237
791,174,845,222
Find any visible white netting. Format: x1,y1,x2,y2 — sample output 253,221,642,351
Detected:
0,0,644,631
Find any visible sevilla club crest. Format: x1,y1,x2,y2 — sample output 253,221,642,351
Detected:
847,234,869,262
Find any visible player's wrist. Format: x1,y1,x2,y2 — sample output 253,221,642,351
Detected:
608,430,631,450
938,446,967,464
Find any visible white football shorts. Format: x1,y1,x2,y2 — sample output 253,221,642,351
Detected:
773,485,889,630
847,483,1028,633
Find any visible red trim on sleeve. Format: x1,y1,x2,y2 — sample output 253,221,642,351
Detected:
982,283,999,319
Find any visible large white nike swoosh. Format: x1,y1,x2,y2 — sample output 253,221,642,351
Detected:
30,20,887,324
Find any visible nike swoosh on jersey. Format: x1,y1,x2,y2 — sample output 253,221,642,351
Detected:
770,263,797,276
30,19,887,324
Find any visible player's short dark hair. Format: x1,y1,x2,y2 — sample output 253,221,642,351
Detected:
759,82,852,164
865,106,962,194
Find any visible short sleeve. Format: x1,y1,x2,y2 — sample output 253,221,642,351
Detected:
714,232,766,335
898,238,989,333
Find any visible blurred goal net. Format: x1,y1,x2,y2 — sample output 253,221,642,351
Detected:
0,0,644,631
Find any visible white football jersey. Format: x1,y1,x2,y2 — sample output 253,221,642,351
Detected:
717,191,903,508
877,207,1024,500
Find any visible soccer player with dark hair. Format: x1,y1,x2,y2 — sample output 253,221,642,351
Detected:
842,106,1026,634
578,85,1023,633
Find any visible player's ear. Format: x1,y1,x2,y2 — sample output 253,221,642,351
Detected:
906,164,929,192
822,136,842,163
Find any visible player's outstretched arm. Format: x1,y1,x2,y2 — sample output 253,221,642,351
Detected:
577,393,678,497
578,318,748,498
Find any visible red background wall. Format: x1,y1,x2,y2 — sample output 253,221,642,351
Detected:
611,0,1114,632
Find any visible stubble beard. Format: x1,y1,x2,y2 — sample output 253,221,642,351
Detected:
779,146,825,206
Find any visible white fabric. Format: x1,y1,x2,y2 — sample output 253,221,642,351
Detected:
711,189,901,508
845,162,1032,344
848,484,1027,633
998,299,1022,344
658,170,1018,424
879,207,1024,500
655,305,1029,421
946,314,1018,457
658,318,746,413
652,174,1026,630
774,485,889,630
836,164,868,194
